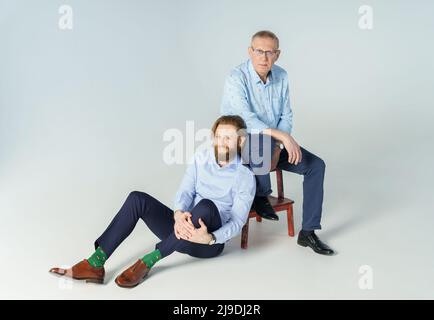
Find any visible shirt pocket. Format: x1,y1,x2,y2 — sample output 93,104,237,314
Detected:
272,96,282,109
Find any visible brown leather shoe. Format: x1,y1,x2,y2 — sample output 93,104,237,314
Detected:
115,259,150,288
49,259,105,284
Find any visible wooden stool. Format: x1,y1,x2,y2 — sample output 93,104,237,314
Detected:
241,169,295,249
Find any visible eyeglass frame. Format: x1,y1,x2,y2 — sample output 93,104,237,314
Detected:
250,46,280,58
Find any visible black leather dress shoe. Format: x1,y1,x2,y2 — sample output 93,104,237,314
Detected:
252,196,279,221
297,231,335,255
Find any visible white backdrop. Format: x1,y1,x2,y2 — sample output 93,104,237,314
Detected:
1,0,433,299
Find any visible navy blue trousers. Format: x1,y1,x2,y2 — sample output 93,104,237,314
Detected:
94,191,224,259
242,134,326,231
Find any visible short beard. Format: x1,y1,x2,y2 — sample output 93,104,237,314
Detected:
214,138,243,164
214,145,230,163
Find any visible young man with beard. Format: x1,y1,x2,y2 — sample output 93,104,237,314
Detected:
49,115,256,288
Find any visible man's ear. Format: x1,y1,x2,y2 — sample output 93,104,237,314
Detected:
239,135,247,148
248,46,254,59
274,50,281,62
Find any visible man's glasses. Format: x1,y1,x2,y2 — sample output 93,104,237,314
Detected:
251,47,279,58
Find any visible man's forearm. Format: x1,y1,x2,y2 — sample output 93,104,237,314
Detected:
264,127,302,165
262,128,290,144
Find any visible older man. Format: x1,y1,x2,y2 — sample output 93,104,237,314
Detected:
49,115,256,287
221,30,334,255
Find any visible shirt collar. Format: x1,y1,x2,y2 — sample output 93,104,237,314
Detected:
247,59,274,85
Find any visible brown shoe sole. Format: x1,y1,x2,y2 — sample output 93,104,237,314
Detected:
114,274,147,288
79,277,104,284
49,270,104,284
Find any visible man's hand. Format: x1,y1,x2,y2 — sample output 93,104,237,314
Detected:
263,128,302,165
174,210,195,240
282,134,302,165
179,217,212,244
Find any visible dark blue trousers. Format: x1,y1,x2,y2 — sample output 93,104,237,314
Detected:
242,134,326,231
94,191,224,259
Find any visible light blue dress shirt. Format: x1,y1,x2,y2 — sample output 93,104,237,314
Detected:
173,147,256,244
221,59,293,134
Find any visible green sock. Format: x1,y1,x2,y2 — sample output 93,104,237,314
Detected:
87,246,108,268
141,249,162,269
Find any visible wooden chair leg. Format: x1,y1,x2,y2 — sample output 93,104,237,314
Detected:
241,220,249,249
286,205,295,237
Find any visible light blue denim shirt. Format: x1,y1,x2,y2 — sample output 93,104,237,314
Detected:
174,147,256,244
221,59,293,134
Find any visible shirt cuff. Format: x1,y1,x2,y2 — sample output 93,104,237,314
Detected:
212,228,228,244
173,201,189,212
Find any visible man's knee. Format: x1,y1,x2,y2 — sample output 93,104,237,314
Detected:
195,199,216,211
314,158,326,172
128,190,149,201
191,199,217,225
